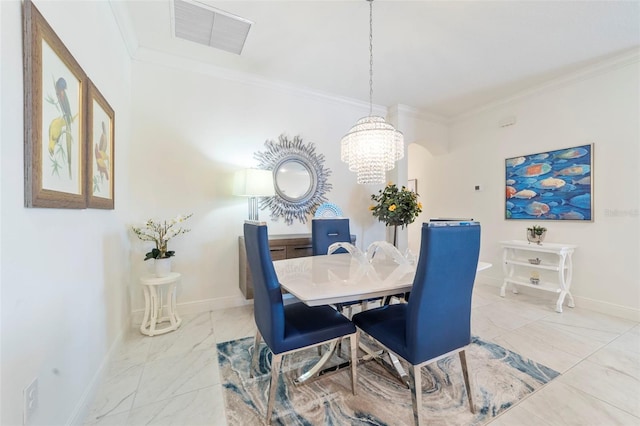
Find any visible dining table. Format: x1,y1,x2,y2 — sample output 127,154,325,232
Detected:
273,251,492,385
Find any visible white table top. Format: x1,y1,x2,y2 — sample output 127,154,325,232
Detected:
273,254,491,307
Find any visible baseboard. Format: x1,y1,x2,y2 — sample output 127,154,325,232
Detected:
572,295,640,322
178,295,253,315
66,329,126,425
475,277,640,322
131,294,253,324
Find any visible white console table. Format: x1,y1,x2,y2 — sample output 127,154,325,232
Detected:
500,240,577,313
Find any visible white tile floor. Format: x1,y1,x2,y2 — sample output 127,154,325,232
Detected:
85,284,640,425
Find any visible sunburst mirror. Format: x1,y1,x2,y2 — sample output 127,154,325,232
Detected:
254,135,332,225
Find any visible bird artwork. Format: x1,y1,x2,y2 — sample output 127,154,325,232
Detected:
94,120,110,184
55,77,74,178
48,113,77,156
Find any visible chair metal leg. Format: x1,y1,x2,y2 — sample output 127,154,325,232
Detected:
250,330,261,378
294,340,338,384
459,350,475,414
409,364,423,426
266,353,282,425
350,332,358,395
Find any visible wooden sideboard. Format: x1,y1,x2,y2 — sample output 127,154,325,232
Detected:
238,233,355,299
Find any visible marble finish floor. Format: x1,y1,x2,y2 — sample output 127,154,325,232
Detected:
85,284,640,425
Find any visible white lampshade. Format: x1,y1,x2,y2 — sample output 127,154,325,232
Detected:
233,168,274,221
233,169,275,197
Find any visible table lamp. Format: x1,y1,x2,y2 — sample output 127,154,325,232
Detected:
233,168,274,221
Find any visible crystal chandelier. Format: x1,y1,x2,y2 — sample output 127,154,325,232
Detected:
341,0,404,185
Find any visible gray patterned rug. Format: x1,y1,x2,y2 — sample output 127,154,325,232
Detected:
217,336,559,425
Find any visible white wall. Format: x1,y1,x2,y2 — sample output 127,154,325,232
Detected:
410,55,640,320
1,1,132,424
128,51,389,314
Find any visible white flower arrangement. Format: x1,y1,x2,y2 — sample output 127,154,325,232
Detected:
132,213,193,260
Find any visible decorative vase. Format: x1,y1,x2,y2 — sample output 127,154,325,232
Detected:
154,258,172,277
526,230,546,245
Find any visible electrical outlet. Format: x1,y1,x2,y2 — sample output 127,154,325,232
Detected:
23,378,38,425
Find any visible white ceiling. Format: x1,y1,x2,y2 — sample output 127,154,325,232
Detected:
122,0,640,118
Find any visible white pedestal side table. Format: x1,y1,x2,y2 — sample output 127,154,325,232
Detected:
139,272,182,336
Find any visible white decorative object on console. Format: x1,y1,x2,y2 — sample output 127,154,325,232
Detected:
500,240,577,313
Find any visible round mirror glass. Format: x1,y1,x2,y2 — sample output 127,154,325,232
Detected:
255,135,332,225
275,160,312,201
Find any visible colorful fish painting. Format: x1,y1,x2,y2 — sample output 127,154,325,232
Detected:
505,144,593,221
555,147,588,159
555,164,590,176
534,177,566,189
513,163,552,177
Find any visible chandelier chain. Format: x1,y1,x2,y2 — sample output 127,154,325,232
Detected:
369,0,373,116
340,0,404,185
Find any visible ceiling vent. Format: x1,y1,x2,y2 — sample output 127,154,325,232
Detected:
172,0,252,55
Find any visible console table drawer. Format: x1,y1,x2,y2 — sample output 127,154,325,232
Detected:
286,245,313,258
270,246,287,261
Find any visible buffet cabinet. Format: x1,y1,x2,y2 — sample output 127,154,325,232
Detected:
500,240,577,313
239,233,355,299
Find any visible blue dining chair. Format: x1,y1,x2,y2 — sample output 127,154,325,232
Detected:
312,218,351,255
352,222,481,426
244,222,358,424
312,217,380,314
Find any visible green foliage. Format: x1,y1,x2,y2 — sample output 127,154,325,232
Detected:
527,225,547,236
370,183,422,228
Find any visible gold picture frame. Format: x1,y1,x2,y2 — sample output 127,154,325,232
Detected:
23,0,87,208
87,81,115,209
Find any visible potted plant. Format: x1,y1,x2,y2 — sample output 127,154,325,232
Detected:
370,183,422,246
132,213,192,276
526,225,547,245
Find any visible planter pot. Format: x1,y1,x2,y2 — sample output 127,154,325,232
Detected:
154,258,172,277
526,230,546,245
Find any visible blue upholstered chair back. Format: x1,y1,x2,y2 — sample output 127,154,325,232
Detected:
244,223,285,351
312,218,351,255
405,223,481,364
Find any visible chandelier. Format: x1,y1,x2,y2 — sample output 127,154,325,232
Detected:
341,0,404,185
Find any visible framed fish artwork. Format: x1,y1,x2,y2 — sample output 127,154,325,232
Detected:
505,144,593,221
23,0,88,208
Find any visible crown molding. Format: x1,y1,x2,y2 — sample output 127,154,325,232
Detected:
132,46,389,113
108,0,139,58
452,47,640,123
389,104,449,125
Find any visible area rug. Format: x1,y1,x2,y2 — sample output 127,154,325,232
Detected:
217,336,559,425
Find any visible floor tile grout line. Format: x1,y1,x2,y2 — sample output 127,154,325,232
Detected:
559,374,640,420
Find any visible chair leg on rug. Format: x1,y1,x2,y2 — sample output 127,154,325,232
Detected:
350,332,358,395
266,353,282,425
409,364,423,426
459,349,475,414
250,330,261,378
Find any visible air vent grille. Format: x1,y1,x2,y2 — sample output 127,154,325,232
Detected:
173,0,252,55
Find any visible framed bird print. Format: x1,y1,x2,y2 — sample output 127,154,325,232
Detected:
23,0,87,208
87,81,115,209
